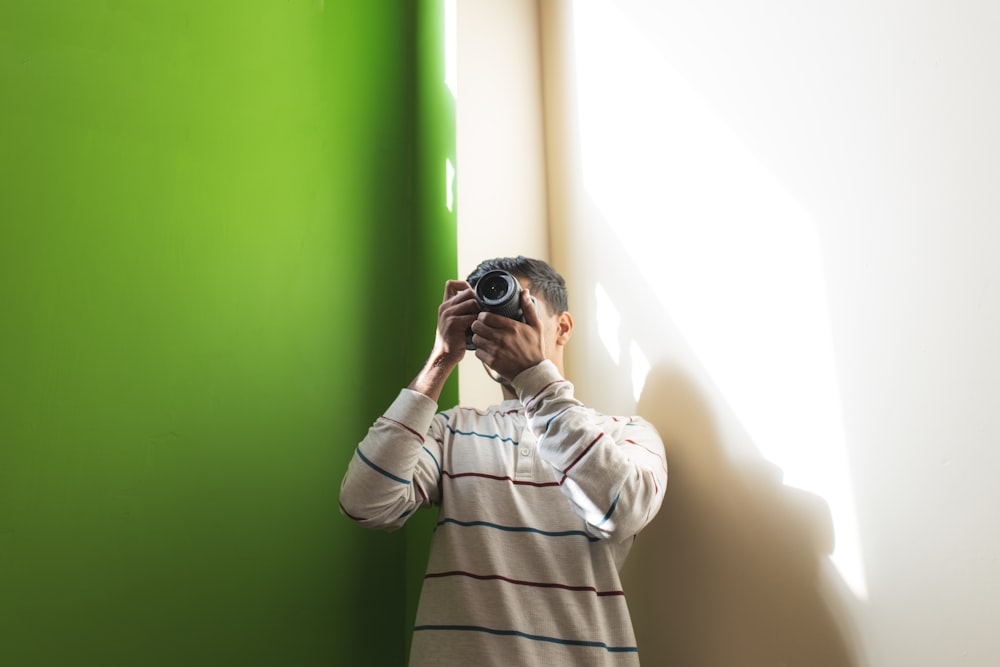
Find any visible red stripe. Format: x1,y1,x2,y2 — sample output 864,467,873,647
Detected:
443,470,560,488
339,502,366,522
457,406,523,417
624,439,665,464
379,416,425,443
425,570,625,597
524,379,567,410
564,433,603,474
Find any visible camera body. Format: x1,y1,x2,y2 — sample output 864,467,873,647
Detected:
465,270,531,350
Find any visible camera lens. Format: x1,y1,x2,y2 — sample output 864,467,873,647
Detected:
475,270,524,321
481,275,511,301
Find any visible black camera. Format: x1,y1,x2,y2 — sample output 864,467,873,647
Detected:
465,270,529,350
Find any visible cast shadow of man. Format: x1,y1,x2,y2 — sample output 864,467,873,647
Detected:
623,364,861,667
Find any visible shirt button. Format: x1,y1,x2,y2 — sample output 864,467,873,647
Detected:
520,447,530,457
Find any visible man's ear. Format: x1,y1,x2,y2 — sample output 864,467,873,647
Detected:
556,311,574,346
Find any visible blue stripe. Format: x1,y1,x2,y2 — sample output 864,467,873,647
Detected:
422,446,441,473
413,624,638,653
355,448,410,485
544,406,574,433
445,425,518,446
437,517,599,542
596,492,621,527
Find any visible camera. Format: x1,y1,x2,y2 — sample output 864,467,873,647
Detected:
465,270,531,350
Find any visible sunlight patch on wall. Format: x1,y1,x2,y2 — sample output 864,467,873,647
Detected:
629,339,651,404
446,158,456,212
595,283,650,403
595,282,622,365
573,0,867,600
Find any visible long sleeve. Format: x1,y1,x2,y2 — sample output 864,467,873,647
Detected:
339,388,444,531
512,361,667,541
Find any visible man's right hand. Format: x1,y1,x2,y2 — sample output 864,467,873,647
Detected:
408,279,479,401
433,279,479,365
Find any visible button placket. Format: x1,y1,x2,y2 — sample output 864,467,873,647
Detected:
515,429,535,479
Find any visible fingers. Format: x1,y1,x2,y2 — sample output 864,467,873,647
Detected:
468,313,500,353
436,280,478,357
469,311,522,353
469,319,505,369
443,279,472,301
470,310,544,380
441,294,479,322
468,314,491,349
440,280,477,319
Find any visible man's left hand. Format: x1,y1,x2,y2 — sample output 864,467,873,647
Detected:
470,289,546,382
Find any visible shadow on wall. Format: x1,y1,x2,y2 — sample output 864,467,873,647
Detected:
623,364,858,667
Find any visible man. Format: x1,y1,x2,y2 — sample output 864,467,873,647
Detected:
340,256,667,665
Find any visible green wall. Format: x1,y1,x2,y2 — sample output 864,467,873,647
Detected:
0,1,455,664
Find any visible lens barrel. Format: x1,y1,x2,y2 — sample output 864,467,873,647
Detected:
475,270,523,320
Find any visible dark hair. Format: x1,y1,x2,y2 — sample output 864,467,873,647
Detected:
467,255,569,314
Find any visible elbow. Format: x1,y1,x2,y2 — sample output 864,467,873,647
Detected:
341,507,406,533
338,496,407,533
339,477,411,532
592,470,667,541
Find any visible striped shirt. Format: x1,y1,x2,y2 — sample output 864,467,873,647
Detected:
340,360,667,665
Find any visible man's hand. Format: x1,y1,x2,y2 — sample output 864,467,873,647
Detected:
433,279,479,365
409,280,479,401
470,288,546,382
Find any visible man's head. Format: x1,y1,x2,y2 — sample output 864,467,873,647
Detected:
467,256,574,379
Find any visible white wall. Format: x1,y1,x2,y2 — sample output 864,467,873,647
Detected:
454,0,550,408
537,1,1000,666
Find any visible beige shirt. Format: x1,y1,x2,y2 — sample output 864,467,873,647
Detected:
340,361,667,666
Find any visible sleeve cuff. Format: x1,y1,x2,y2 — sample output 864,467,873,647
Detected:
383,388,440,434
511,360,564,404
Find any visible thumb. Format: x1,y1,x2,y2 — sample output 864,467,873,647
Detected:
522,288,542,329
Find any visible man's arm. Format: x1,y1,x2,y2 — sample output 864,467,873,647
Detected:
339,280,478,530
512,361,668,541
470,287,667,539
339,388,444,530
